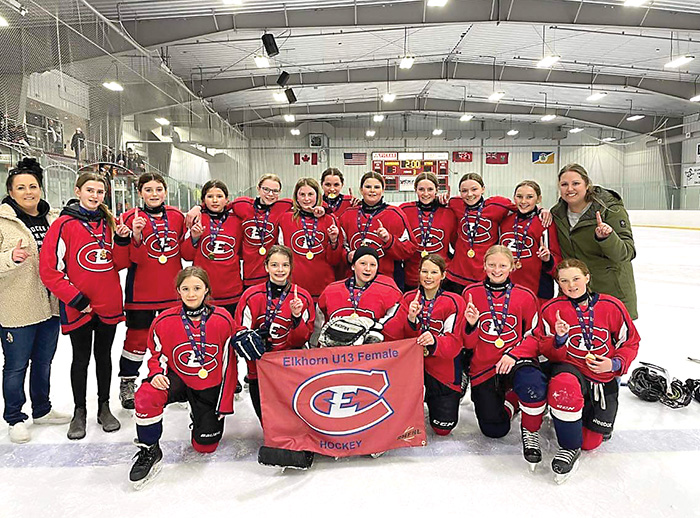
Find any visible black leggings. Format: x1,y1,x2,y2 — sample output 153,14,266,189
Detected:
68,316,117,409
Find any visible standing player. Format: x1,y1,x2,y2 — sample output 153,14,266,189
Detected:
118,173,186,410
277,178,343,301
129,267,239,489
40,172,132,439
403,255,466,436
320,168,356,219
400,173,457,293
234,245,314,422
501,258,639,483
499,180,561,303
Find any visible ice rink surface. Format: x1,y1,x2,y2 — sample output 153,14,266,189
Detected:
2,226,699,518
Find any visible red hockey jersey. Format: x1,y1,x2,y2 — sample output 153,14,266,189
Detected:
39,205,130,333
145,306,239,415
315,275,408,343
499,210,562,299
403,289,466,392
227,197,293,287
399,201,457,288
462,281,539,387
338,201,418,280
509,293,640,383
235,282,315,380
446,196,514,286
277,211,344,300
181,211,243,305
122,206,185,311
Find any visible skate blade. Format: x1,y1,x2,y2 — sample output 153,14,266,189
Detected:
131,461,162,491
234,393,242,401
527,461,539,473
553,460,580,485
369,451,386,459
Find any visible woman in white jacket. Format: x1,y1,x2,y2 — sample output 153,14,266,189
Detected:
0,158,70,443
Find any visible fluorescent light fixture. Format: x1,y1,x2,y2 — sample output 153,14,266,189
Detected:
507,129,519,136
399,56,415,69
383,93,396,103
373,114,385,122
0,16,9,27
432,128,443,136
602,137,616,142
290,128,301,136
366,130,376,137
536,55,561,68
155,117,170,125
273,91,286,102
624,0,649,6
488,91,505,102
284,114,295,122
586,91,607,102
427,0,448,6
626,114,645,121
664,55,695,69
690,94,700,102
569,127,585,133
254,55,270,68
460,114,474,122
541,114,557,122
102,81,123,92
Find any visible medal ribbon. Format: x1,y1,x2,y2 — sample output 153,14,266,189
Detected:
300,215,319,251
485,283,513,338
572,301,595,351
264,281,290,332
348,277,371,314
253,206,271,249
208,212,228,248
418,209,436,250
80,219,107,250
180,308,209,368
463,201,484,250
419,289,440,333
144,211,170,252
513,214,535,263
324,195,343,214
356,209,375,247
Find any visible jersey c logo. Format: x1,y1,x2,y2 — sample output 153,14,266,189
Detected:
144,231,180,260
172,342,220,377
242,220,275,246
500,231,535,259
349,232,384,257
290,229,326,257
201,235,237,261
411,227,445,253
293,369,394,436
565,326,611,359
460,218,493,244
76,242,114,273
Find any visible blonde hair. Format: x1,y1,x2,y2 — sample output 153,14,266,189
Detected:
292,177,321,217
459,173,484,189
483,245,514,266
258,174,282,190
414,172,439,190
514,180,542,198
558,163,594,202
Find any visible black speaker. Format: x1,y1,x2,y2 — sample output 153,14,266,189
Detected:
261,34,279,57
285,88,297,104
277,71,290,87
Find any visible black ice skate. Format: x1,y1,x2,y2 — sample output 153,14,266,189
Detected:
520,427,542,472
130,442,163,490
119,377,136,410
551,447,581,484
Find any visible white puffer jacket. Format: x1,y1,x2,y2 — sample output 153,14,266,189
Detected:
0,201,60,328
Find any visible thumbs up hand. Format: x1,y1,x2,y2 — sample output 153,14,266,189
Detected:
554,310,570,337
376,219,390,243
408,290,421,323
594,211,613,239
12,238,29,263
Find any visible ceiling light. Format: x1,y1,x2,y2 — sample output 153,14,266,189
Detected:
290,128,300,136
536,55,561,68
507,129,519,136
626,114,645,121
569,127,584,133
366,130,376,137
460,114,474,122
489,91,505,102
602,137,616,142
155,117,170,125
284,114,295,122
586,91,607,102
690,94,700,102
432,128,443,136
624,0,649,6
399,56,415,70
664,55,695,69
383,93,396,103
102,81,123,92
427,0,448,6
373,114,385,122
273,91,286,102
254,55,270,68
541,114,557,122
0,16,9,27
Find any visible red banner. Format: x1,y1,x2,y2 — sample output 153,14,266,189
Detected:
452,151,473,162
485,151,509,165
258,339,427,457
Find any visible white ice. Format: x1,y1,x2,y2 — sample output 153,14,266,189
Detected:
1,226,699,518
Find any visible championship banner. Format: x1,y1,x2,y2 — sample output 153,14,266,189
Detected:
258,339,427,457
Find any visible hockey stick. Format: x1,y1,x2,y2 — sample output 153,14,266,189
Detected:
688,357,700,364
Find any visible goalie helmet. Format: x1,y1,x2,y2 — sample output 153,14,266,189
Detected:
627,362,693,409
318,315,384,347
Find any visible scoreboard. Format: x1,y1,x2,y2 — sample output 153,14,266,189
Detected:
371,152,449,192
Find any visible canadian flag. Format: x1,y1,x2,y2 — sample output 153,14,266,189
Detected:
294,152,318,166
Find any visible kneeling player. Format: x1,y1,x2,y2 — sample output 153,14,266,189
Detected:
129,267,239,489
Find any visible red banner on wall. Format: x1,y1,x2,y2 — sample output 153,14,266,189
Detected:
258,339,427,457
452,151,473,162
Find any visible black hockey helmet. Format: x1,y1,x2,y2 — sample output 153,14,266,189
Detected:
627,363,692,408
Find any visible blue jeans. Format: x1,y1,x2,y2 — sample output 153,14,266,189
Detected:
1,317,60,425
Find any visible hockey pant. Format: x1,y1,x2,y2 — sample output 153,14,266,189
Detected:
547,362,619,451
424,373,461,436
119,310,157,378
134,370,225,453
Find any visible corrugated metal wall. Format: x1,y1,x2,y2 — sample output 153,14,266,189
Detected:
681,115,700,210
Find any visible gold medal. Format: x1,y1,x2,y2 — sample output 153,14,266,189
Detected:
198,368,208,379
351,312,359,318
327,193,338,199
495,337,505,348
259,247,267,256
423,347,429,357
306,251,314,260
99,249,107,260
158,254,168,264
515,260,522,269
208,252,215,260
467,249,475,258
421,250,429,258
585,353,596,362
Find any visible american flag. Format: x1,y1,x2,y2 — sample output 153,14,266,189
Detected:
344,152,367,165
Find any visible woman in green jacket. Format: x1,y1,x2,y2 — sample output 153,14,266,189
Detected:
551,163,638,319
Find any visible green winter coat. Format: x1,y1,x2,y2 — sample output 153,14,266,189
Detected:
551,186,638,320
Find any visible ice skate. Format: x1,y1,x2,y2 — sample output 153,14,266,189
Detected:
130,442,163,490
552,448,581,484
521,427,542,472
235,380,243,401
119,377,136,410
